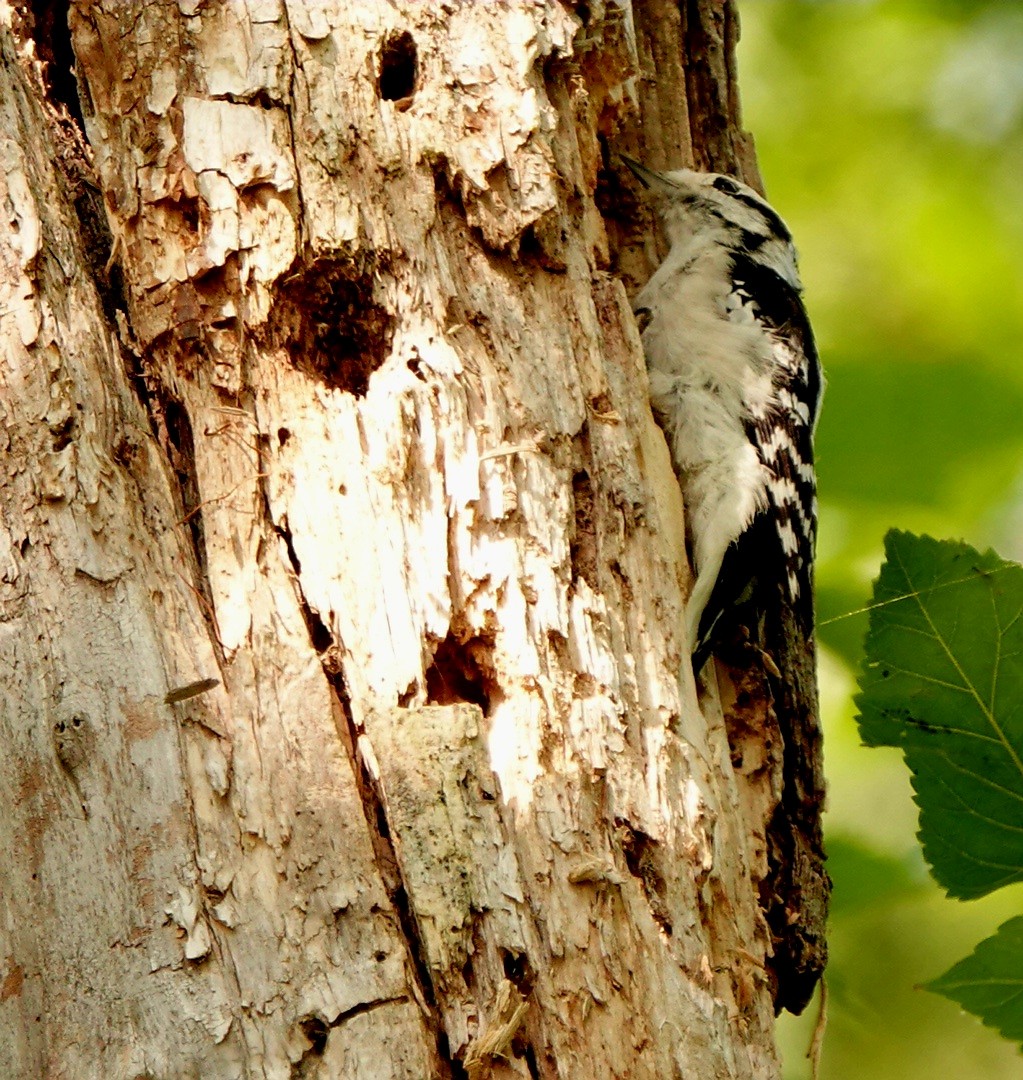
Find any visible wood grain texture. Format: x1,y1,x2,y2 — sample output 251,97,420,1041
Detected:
0,1,811,1075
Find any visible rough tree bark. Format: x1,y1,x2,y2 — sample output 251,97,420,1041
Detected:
0,1,804,1077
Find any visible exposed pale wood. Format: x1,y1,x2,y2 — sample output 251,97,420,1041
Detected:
0,1,789,1076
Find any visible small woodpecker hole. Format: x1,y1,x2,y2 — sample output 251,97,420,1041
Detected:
378,31,417,104
27,0,83,128
298,1015,328,1056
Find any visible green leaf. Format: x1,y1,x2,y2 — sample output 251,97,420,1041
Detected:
928,917,1023,1047
855,530,1023,900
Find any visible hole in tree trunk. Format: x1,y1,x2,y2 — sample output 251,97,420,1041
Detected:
424,631,494,715
26,0,83,128
271,256,395,398
378,31,417,106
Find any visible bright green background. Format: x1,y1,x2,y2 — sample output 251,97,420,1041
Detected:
737,1,1023,1076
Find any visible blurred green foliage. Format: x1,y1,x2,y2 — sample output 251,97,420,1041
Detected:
737,1,1023,1076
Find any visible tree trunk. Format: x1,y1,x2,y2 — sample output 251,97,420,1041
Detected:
0,2,788,1076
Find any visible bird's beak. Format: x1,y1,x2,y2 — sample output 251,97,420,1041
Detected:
620,155,674,195
624,155,666,188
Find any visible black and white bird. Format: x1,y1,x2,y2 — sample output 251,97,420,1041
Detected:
623,156,828,1015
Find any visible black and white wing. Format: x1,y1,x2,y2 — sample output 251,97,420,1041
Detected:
737,252,821,625
696,249,828,1017
694,251,822,659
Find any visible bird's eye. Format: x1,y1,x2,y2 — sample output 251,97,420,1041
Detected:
712,175,742,196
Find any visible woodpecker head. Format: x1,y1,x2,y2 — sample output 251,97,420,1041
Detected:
622,156,799,286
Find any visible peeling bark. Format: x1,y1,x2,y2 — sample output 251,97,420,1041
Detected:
0,1,806,1077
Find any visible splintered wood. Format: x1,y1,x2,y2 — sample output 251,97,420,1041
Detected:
0,2,783,1077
